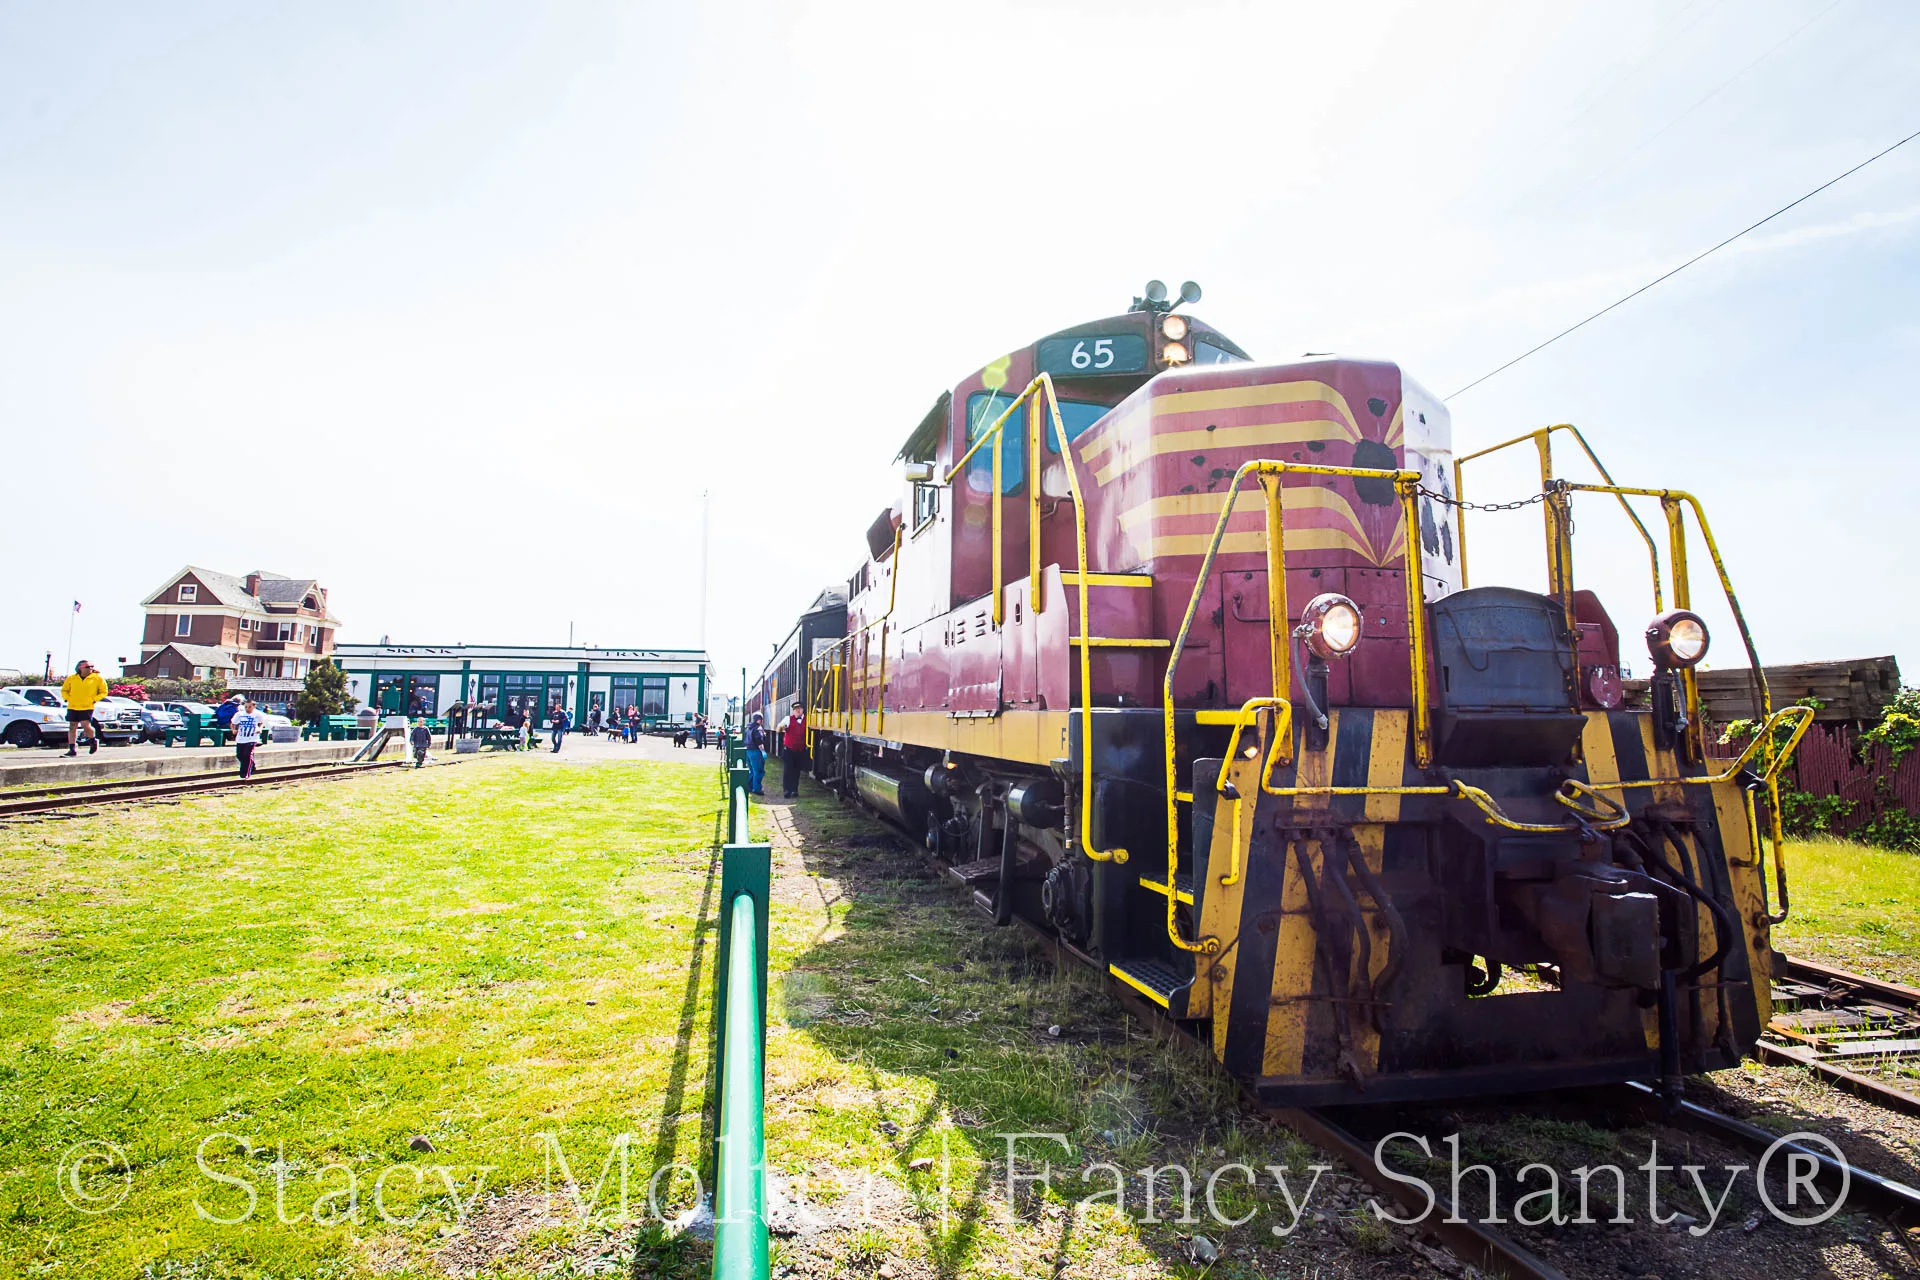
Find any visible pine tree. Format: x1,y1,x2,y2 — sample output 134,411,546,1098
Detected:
294,660,353,724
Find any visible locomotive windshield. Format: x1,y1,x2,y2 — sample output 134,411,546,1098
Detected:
963,390,1108,493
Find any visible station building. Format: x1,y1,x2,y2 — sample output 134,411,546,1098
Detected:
333,643,713,730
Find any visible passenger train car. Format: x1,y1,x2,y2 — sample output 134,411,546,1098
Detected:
773,282,1810,1106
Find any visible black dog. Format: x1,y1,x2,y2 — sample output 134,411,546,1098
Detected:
673,730,690,748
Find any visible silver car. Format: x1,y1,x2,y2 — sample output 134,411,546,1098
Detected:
140,701,186,742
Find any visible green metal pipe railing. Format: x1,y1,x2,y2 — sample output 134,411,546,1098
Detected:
712,751,771,1280
713,891,767,1275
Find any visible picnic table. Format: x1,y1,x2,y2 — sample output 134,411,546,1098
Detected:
475,727,543,750
167,714,229,748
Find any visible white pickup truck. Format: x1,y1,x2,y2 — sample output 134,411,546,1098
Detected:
0,685,144,746
0,689,73,747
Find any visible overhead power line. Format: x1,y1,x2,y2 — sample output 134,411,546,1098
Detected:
1447,122,1920,401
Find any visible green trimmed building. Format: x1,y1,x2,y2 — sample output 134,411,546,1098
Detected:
333,643,712,730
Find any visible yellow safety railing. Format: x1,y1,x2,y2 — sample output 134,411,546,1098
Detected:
1452,426,1801,921
809,524,904,744
941,373,1128,864
1161,460,1436,954
1454,424,1666,617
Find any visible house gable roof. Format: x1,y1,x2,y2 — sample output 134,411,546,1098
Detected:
150,643,240,671
140,566,341,625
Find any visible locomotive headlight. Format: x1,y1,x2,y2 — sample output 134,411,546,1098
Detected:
1162,341,1190,365
1298,592,1363,659
1161,314,1188,341
1645,609,1710,669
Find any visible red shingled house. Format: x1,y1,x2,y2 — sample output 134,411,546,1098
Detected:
125,567,342,711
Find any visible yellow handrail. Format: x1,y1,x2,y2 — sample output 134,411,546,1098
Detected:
1453,423,1665,613
941,373,1127,864
1160,459,1434,955
1214,697,1292,888
1440,436,1802,917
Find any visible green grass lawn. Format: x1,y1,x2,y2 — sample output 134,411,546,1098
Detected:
0,757,731,1278
1773,835,1920,988
0,757,1369,1280
27,759,1906,1277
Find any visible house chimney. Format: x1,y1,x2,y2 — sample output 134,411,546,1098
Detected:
245,572,261,595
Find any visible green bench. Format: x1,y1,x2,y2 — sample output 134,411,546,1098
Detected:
166,714,230,748
301,715,366,741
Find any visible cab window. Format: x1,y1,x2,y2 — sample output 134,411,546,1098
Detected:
965,392,1108,494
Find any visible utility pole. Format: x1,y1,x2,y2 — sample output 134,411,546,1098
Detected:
699,489,710,654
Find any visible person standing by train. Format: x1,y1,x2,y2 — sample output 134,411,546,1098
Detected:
779,704,806,798
744,712,768,796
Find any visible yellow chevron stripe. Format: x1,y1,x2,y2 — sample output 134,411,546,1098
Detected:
1118,486,1373,545
1149,528,1379,560
1384,402,1404,448
1093,420,1352,487
1152,380,1363,439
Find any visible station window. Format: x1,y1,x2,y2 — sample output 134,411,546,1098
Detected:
641,676,668,716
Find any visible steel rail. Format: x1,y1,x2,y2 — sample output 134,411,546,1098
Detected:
1619,1080,1920,1230
1758,957,1920,1117
0,758,382,803
0,760,405,817
887,811,1566,1280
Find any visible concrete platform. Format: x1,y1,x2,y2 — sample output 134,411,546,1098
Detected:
0,738,386,789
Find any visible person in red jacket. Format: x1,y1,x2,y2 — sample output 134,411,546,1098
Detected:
780,705,807,798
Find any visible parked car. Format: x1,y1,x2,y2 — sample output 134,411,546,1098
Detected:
0,686,141,743
139,701,186,742
79,695,145,743
0,689,69,748
162,701,218,720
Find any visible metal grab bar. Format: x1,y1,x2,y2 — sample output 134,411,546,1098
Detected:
1213,697,1294,888
938,372,1127,864
1161,459,1435,955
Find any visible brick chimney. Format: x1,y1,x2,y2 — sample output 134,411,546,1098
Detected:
244,571,261,595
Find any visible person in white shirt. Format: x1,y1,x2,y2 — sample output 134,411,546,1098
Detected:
231,698,264,779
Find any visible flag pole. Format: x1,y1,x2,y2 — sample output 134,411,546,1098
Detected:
65,602,78,674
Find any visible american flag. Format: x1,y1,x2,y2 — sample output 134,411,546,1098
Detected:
72,601,81,613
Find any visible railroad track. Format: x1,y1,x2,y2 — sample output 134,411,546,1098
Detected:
826,792,1920,1277
0,759,407,819
1763,956,1920,1116
950,867,1920,1276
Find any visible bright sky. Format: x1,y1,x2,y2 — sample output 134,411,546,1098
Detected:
4,1,1916,694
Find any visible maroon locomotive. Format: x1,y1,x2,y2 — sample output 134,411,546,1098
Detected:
771,282,1808,1105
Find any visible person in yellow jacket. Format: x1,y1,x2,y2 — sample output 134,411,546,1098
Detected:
60,659,109,757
